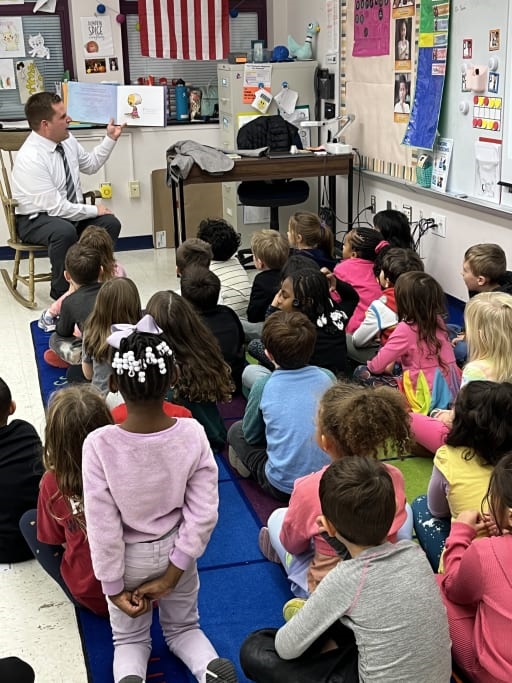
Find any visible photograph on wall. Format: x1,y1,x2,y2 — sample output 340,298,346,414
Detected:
489,29,500,51
84,58,107,74
353,0,391,57
393,72,411,122
0,16,25,58
392,0,414,19
395,17,412,70
462,39,472,59
81,16,114,58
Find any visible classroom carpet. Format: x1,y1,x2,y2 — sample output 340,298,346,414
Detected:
31,320,442,681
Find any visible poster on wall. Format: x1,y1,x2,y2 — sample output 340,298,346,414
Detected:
80,16,114,58
393,72,411,122
0,16,25,58
352,0,391,57
430,136,453,191
402,0,450,150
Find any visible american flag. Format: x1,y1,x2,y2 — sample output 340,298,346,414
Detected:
137,0,230,60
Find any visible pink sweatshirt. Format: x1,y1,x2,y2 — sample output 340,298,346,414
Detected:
280,462,407,592
82,419,218,596
439,522,512,682
333,258,382,334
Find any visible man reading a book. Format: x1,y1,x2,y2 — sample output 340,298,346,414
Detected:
11,92,124,299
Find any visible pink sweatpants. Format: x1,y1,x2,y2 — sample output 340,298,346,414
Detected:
410,413,449,454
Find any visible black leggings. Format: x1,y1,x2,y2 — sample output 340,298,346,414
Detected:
240,623,358,683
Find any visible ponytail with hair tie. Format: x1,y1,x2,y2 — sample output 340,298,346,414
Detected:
375,240,390,255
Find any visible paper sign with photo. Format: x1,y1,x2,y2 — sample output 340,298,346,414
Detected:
81,16,114,58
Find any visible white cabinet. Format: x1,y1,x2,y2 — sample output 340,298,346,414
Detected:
217,61,319,246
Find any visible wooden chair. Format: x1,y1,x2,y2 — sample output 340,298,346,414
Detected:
0,134,99,309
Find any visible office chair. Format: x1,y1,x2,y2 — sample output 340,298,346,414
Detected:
236,115,310,266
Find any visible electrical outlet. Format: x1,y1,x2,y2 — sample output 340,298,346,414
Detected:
370,195,376,213
129,180,141,199
386,200,392,210
431,213,447,238
402,204,412,223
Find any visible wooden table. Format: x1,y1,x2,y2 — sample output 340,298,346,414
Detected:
167,152,353,246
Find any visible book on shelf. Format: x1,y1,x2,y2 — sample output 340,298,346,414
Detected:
65,81,166,127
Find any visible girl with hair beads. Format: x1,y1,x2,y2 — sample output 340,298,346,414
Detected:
82,277,141,399
439,452,512,683
413,381,512,572
82,316,238,683
355,271,461,414
287,211,336,270
259,383,411,598
244,264,356,391
146,291,234,451
333,226,385,334
19,385,112,616
39,225,126,332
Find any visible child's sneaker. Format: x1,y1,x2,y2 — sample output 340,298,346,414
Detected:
38,309,57,332
43,349,70,369
228,446,251,478
206,657,238,683
283,597,306,622
258,527,281,564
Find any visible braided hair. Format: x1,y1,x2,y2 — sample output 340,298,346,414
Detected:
112,331,175,403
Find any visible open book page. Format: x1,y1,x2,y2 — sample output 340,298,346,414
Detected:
116,86,165,127
66,82,117,124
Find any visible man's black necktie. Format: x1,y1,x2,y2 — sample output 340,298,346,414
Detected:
55,143,78,203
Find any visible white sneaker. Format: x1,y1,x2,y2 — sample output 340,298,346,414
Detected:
38,309,57,332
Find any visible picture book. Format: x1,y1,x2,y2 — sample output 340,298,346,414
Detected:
66,82,166,127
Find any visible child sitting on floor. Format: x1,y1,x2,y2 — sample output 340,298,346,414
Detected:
259,382,411,597
412,380,512,572
439,451,512,683
176,237,213,276
146,290,234,451
228,311,333,502
333,226,384,334
247,229,289,325
373,209,414,249
82,277,142,400
240,457,452,683
45,243,102,369
0,377,42,564
197,217,251,318
19,385,111,615
287,211,336,271
349,247,423,363
355,271,461,415
39,225,126,332
181,266,245,393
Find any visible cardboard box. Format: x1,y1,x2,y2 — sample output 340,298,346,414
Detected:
151,169,223,248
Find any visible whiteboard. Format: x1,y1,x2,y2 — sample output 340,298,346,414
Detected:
439,0,508,201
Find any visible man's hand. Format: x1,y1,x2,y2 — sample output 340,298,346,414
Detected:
109,590,150,617
97,204,113,216
133,563,184,601
106,118,126,141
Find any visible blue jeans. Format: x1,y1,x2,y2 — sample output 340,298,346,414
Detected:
411,495,451,571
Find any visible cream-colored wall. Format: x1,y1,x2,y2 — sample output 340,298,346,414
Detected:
362,174,512,299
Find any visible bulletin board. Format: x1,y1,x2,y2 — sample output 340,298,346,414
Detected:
343,0,511,204
342,0,417,181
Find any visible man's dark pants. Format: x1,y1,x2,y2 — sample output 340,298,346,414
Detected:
17,212,121,299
